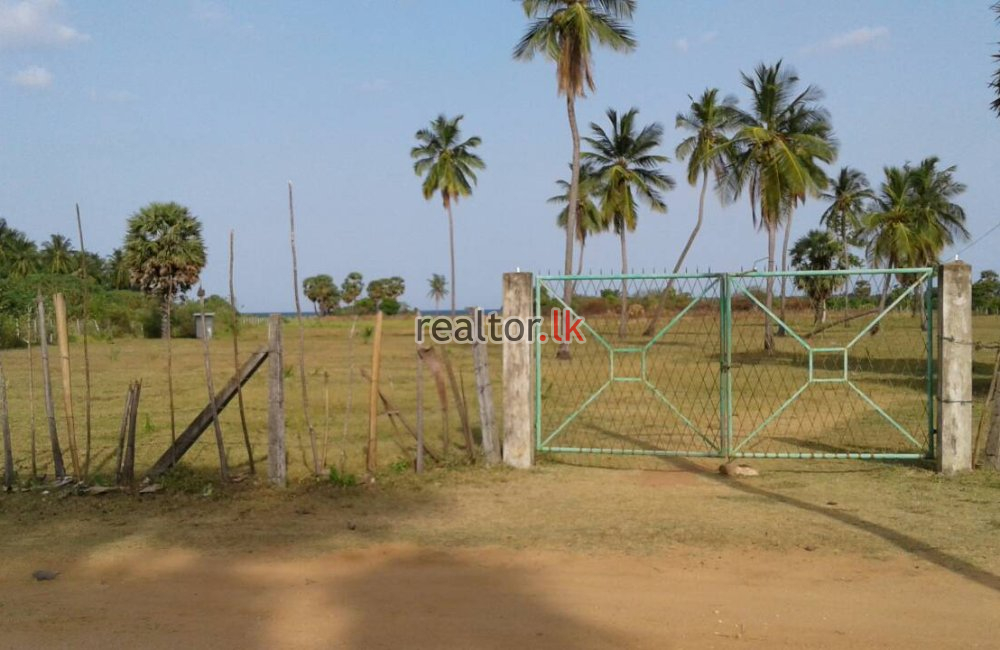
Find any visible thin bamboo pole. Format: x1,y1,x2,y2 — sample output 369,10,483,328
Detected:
166,280,177,466
339,315,359,474
229,230,255,473
415,310,425,474
366,310,384,476
75,204,93,479
36,295,64,479
1,362,14,490
26,311,37,479
287,181,321,475
53,293,81,477
198,288,229,481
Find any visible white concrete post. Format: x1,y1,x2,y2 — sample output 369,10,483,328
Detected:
937,262,973,474
502,272,533,469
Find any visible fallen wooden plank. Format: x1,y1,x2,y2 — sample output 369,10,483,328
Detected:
145,346,269,480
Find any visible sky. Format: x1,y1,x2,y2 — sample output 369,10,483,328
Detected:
2,0,999,312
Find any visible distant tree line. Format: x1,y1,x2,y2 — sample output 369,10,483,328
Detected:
302,272,407,315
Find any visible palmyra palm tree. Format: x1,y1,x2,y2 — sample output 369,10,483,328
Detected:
427,273,449,311
123,202,207,338
514,0,636,358
549,162,605,274
724,61,837,349
41,234,75,274
584,107,674,336
645,88,740,335
411,114,485,318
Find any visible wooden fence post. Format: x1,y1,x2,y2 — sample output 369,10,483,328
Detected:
415,311,425,474
366,310,384,477
502,272,533,469
472,326,499,466
268,315,286,487
53,293,81,477
36,296,64,479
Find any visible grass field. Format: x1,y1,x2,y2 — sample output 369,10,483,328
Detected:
1,304,1000,648
0,296,997,483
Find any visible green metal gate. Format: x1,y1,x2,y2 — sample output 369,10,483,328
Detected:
534,268,935,460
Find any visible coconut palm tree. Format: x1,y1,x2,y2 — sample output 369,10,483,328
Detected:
584,107,674,336
644,88,740,335
7,238,39,278
790,229,850,324
123,202,207,338
820,167,874,264
724,61,837,349
40,234,75,274
427,273,448,311
549,162,606,274
992,2,1000,116
864,159,968,329
411,114,485,318
514,0,636,357
107,248,132,289
820,167,873,320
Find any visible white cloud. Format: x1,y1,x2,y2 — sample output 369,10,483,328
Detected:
699,31,718,45
0,0,88,48
11,64,52,88
673,38,689,53
803,26,889,54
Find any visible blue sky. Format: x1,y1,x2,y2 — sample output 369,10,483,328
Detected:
2,1,999,311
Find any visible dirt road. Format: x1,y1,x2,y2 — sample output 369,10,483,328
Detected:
2,542,998,649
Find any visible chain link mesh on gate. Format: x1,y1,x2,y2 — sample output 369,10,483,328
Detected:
535,269,935,461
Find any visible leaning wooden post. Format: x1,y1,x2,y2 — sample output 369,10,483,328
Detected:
937,261,973,474
502,272,533,469
26,313,38,479
287,181,321,475
267,315,287,487
198,288,229,481
228,230,255,474
366,310,384,477
53,293,81,477
471,315,499,466
76,204,94,480
36,295,65,479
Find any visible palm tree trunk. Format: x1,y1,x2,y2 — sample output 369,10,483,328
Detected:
577,236,586,276
618,229,629,338
447,201,457,319
778,210,794,330
871,271,893,336
764,223,777,351
643,173,709,336
558,95,580,360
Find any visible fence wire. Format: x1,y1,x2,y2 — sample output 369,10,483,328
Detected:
536,269,938,461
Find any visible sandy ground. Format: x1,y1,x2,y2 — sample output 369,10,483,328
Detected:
2,541,999,649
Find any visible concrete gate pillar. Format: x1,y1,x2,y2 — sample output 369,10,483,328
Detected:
502,272,534,469
937,261,973,474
